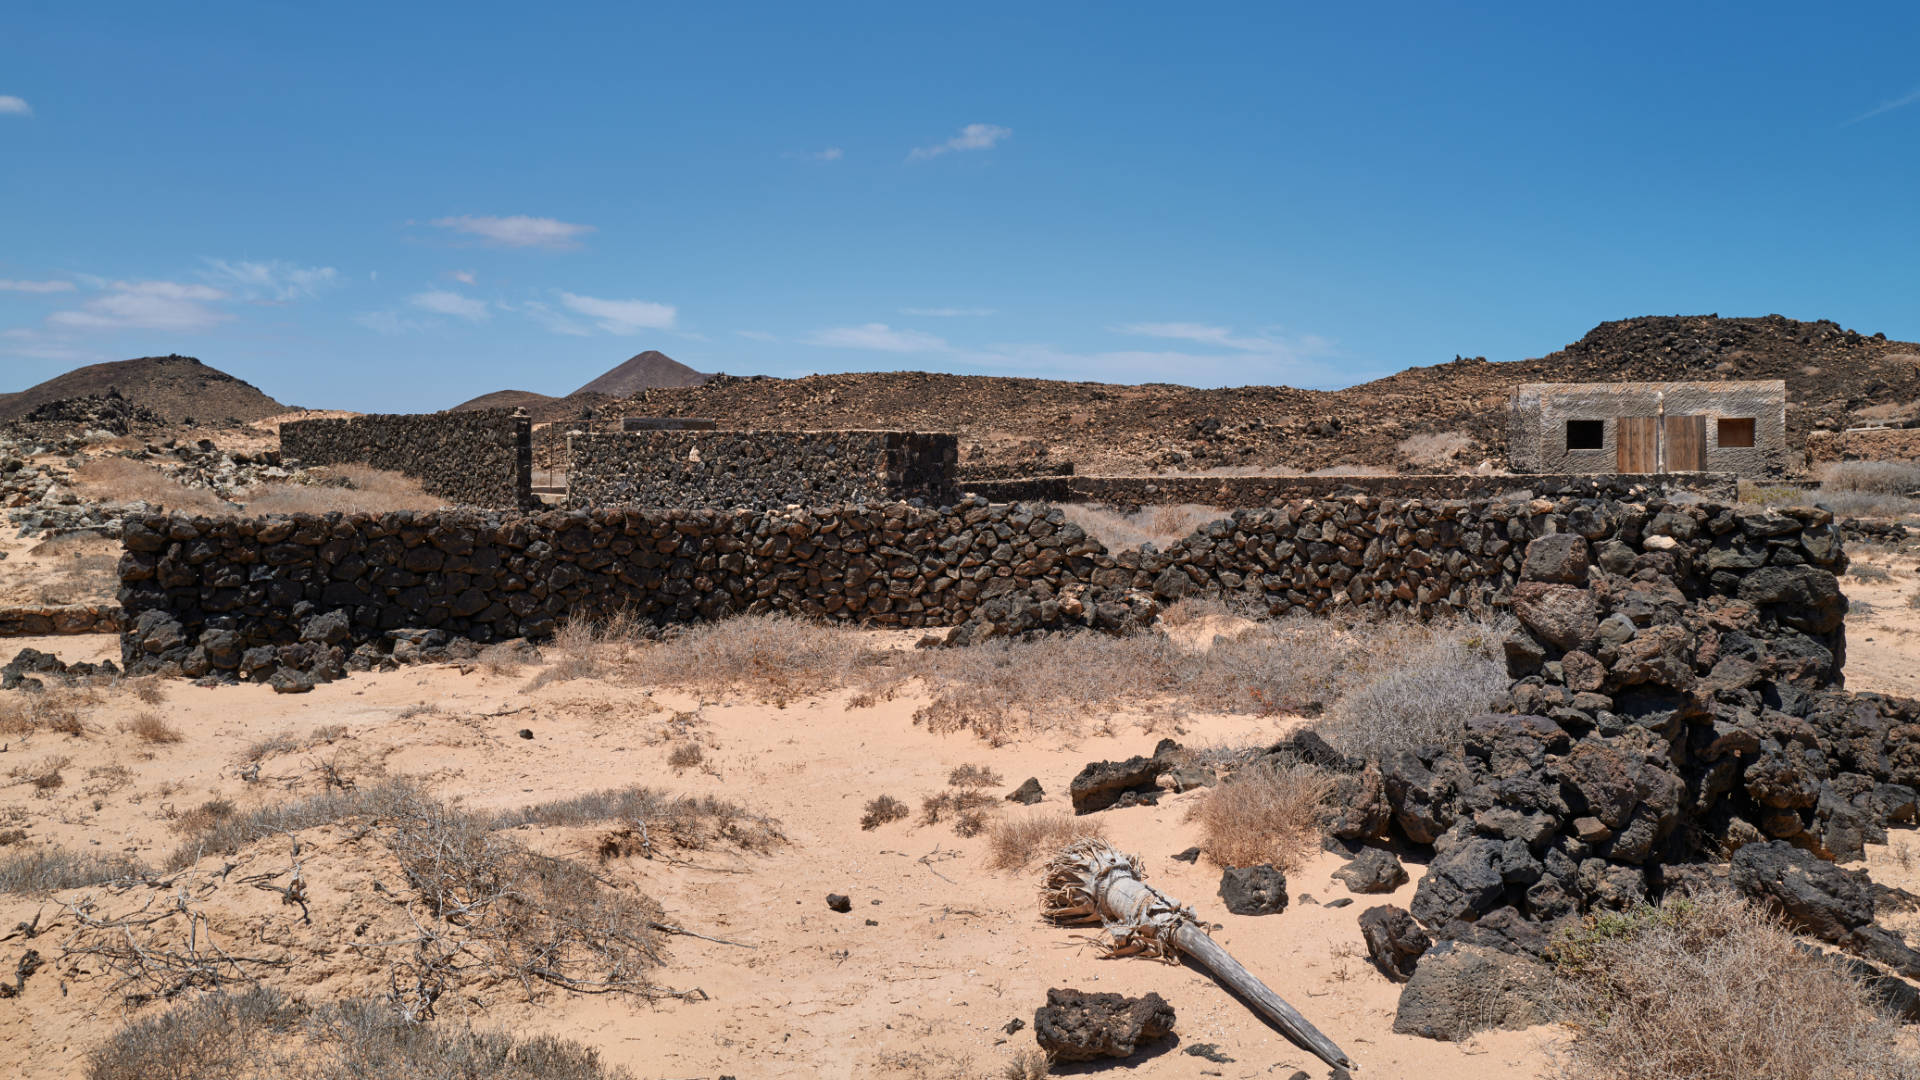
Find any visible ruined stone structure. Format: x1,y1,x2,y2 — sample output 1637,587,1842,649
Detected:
565,429,959,510
1507,381,1787,477
280,409,532,509
1808,426,1920,465
118,493,1844,695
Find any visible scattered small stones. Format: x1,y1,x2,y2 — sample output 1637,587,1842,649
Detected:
517,729,534,740
1218,865,1288,916
1032,987,1175,1061
1183,1043,1233,1063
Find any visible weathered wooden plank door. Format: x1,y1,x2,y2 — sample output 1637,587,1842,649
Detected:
1618,417,1659,473
1666,414,1708,472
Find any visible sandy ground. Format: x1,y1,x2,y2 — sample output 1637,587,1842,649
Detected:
0,559,1915,1078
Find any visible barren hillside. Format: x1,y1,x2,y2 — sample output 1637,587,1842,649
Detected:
0,354,286,425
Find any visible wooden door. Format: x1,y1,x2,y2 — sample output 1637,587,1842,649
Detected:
1617,417,1659,473
1666,414,1708,472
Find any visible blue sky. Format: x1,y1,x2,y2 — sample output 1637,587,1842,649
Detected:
4,3,1918,412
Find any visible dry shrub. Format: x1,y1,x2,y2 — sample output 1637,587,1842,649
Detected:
519,609,651,690
123,711,184,744
0,686,95,737
1186,762,1333,870
171,797,237,836
238,464,442,515
13,754,72,794
1819,460,1920,496
69,457,231,514
1396,430,1476,470
127,677,168,706
948,764,1003,788
1058,502,1219,552
986,812,1108,871
0,846,149,893
921,789,998,836
666,743,704,772
1000,1048,1053,1080
1850,563,1895,581
1312,619,1511,761
1554,892,1920,1080
860,795,909,830
494,784,785,854
85,986,633,1080
397,702,440,719
25,534,122,605
624,614,870,703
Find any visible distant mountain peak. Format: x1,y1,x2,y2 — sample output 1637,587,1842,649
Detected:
571,351,708,397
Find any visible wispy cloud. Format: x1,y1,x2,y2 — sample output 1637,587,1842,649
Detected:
1846,85,1920,126
47,281,231,331
354,310,433,335
0,279,75,293
409,289,490,321
908,123,1011,161
556,292,676,334
519,299,591,337
786,147,844,161
1119,322,1333,357
0,96,30,117
902,306,993,318
431,215,595,250
805,323,948,352
735,329,778,342
449,269,477,285
202,259,338,301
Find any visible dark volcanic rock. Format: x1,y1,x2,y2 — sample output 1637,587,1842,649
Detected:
1033,987,1175,1061
1334,847,1409,894
1218,865,1288,915
1359,904,1431,982
826,893,852,913
1006,777,1045,805
1730,840,1873,943
1070,741,1179,813
1391,942,1554,1041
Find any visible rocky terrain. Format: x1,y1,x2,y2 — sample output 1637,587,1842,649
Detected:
497,315,1920,475
449,350,709,415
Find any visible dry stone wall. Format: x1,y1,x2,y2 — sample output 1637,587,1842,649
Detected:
117,494,1844,694
966,472,1737,509
280,410,531,508
565,430,958,510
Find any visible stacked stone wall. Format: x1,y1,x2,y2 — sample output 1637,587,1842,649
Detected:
966,472,1737,509
117,494,1844,695
280,410,531,508
1807,427,1920,464
565,430,958,510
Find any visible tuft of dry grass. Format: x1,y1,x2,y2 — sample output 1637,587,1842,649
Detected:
122,711,184,744
85,985,633,1080
1396,430,1476,470
12,754,72,794
493,784,785,855
0,846,149,894
947,764,1003,788
171,797,238,836
985,812,1108,871
1554,892,1920,1080
666,743,705,773
1185,762,1333,870
69,457,232,514
860,795,910,831
1818,459,1920,496
0,686,95,737
238,463,442,515
1312,619,1511,762
527,611,871,704
1000,1048,1053,1080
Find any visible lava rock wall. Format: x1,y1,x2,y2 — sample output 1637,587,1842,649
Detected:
279,410,532,509
565,430,958,510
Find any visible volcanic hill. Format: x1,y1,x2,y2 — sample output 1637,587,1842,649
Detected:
0,353,286,425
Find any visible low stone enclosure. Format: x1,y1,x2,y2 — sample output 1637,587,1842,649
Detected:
280,409,532,508
565,429,959,510
968,471,1737,510
109,490,1920,1030
1508,380,1788,477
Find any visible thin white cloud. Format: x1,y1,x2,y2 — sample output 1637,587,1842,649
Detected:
202,259,338,301
786,147,844,161
409,289,490,321
804,323,948,353
0,279,75,293
0,96,30,117
902,306,994,318
909,123,1011,161
735,329,778,342
556,292,676,334
520,299,591,337
355,310,433,335
449,269,477,285
1119,322,1278,351
46,280,231,331
1847,85,1920,126
431,215,595,249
